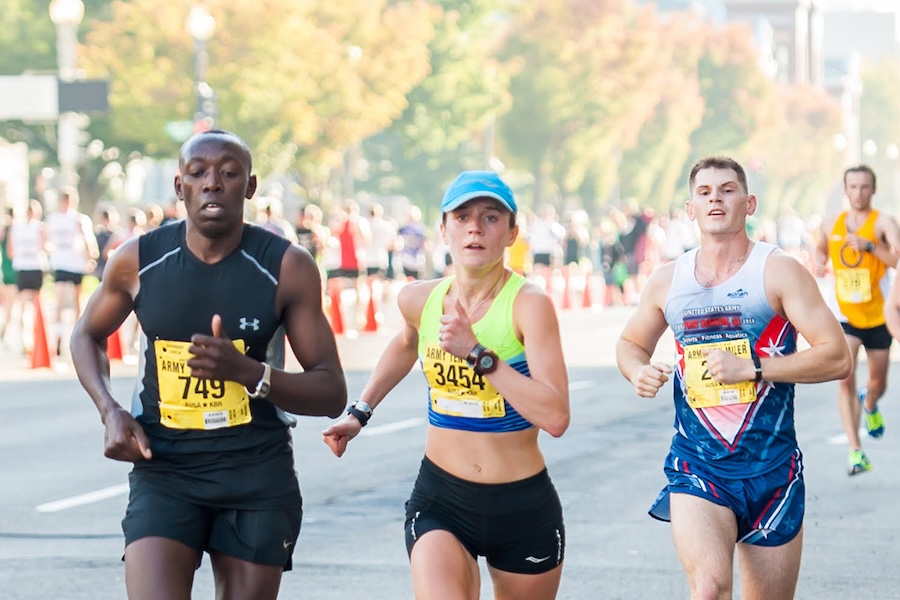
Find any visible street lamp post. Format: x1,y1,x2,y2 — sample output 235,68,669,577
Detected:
49,0,85,190
186,5,216,133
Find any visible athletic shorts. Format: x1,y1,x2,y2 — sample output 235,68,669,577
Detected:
404,456,564,574
841,322,892,350
53,270,83,285
16,270,43,291
122,470,302,570
326,268,360,280
533,253,552,267
648,448,805,547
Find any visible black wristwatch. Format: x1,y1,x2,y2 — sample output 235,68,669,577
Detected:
467,343,499,375
866,241,876,253
347,401,373,427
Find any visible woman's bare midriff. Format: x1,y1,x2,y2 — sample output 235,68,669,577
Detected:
424,424,546,483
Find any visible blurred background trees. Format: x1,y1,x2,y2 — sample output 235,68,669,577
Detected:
2,0,898,220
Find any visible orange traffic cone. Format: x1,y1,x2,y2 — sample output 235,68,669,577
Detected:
363,281,378,333
582,269,593,308
30,295,52,369
328,284,344,335
561,266,572,310
107,326,123,361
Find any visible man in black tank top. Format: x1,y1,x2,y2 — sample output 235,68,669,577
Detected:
70,130,347,600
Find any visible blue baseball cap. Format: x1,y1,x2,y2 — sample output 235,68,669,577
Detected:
441,170,517,214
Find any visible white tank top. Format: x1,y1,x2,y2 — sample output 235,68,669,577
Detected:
45,210,91,273
11,220,46,271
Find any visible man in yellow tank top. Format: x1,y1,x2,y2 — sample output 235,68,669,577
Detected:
815,164,900,475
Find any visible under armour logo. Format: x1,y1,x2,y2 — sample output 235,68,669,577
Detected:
239,317,260,331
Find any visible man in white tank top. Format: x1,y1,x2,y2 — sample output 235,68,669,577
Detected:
44,187,99,358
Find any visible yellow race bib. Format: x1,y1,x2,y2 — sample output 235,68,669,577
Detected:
835,268,872,304
421,342,505,418
683,338,756,409
154,339,252,430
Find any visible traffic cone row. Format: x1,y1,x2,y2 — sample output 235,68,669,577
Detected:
107,326,123,361
548,266,597,311
30,295,51,369
328,283,344,336
363,280,378,333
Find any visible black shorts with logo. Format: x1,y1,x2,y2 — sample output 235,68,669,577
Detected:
123,461,302,570
404,456,565,574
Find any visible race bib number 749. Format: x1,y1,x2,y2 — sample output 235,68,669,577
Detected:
154,339,252,430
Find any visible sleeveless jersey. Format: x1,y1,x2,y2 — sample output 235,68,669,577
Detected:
45,210,92,273
664,242,798,478
828,210,889,328
131,221,294,470
10,220,45,271
418,272,533,433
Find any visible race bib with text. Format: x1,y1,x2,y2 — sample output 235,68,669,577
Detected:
835,268,872,304
683,338,757,409
154,339,251,430
421,342,504,419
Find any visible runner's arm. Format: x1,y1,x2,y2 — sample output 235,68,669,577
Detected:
813,218,831,277
885,263,900,340
263,245,347,418
616,264,673,398
486,285,569,437
873,213,900,269
70,237,151,462
322,282,428,457
765,252,852,383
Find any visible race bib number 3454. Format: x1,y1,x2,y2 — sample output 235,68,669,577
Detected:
154,339,251,430
421,342,504,419
683,338,757,409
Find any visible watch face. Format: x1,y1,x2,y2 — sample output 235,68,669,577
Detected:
478,354,496,371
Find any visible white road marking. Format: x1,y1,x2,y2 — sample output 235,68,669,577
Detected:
360,418,423,436
827,430,867,445
569,380,594,391
36,483,129,513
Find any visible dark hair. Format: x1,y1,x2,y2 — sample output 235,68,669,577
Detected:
689,156,748,194
180,129,253,172
844,164,877,189
441,197,517,228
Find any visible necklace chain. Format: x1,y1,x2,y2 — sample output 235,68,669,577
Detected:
459,272,507,316
697,245,752,287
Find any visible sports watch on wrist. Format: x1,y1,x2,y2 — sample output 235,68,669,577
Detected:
866,241,876,253
347,400,373,427
467,343,499,376
246,362,272,399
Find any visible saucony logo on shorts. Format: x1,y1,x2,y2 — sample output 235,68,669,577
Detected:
525,555,551,563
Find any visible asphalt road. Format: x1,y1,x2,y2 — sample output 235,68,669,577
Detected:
1,306,899,599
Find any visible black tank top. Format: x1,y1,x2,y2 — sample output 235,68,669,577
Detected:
132,221,293,469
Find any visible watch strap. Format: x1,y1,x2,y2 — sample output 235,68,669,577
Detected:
246,362,272,399
347,405,371,427
467,343,486,367
752,353,763,383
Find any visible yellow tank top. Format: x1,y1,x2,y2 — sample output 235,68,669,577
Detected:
829,210,887,328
